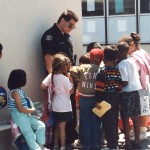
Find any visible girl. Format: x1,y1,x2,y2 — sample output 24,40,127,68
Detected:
41,54,74,150
8,69,46,150
119,32,150,141
117,42,142,149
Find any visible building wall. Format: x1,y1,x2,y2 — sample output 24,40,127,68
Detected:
0,0,83,149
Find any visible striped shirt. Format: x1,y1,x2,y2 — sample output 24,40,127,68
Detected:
95,66,122,101
8,89,28,110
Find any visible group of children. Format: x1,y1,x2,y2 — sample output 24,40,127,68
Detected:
1,32,150,150
40,39,146,150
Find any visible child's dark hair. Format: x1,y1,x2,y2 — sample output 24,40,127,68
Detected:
117,42,129,53
104,45,119,61
79,54,90,64
86,42,101,53
8,69,26,90
0,43,3,55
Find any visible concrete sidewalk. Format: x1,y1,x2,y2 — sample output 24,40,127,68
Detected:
72,130,150,150
118,131,150,149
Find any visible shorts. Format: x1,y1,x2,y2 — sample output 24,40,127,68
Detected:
52,111,72,124
120,91,141,117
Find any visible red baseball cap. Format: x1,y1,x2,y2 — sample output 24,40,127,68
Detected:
90,48,103,61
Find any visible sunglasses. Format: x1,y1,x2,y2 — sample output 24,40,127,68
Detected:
67,22,76,29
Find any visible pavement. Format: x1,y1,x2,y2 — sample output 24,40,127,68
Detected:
117,130,150,149
70,130,150,150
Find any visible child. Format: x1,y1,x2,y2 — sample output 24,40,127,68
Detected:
72,54,90,149
41,54,74,150
117,42,142,149
95,45,122,149
64,55,78,146
75,53,90,109
70,48,103,150
119,32,150,141
7,69,46,150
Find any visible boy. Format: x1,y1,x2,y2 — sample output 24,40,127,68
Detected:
70,48,103,150
95,45,122,149
72,53,90,149
117,42,142,149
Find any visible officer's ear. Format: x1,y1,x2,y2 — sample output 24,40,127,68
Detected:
61,18,66,23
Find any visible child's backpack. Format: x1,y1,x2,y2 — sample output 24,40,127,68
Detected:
0,86,7,109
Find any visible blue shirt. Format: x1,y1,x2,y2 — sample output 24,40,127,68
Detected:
8,88,28,110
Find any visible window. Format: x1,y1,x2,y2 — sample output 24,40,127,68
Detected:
82,0,150,44
108,0,135,15
82,0,104,16
140,0,150,13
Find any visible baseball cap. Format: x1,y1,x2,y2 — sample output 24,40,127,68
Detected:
90,48,103,61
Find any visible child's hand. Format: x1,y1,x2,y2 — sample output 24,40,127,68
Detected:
66,73,74,84
96,102,102,109
64,72,70,77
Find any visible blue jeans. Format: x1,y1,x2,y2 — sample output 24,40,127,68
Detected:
80,97,101,150
11,110,45,150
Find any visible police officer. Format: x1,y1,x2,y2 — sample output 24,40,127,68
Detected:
41,10,79,148
41,9,79,73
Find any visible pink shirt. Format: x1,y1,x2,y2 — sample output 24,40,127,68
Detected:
130,49,150,90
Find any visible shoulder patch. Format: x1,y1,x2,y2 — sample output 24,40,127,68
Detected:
69,36,72,42
45,35,53,41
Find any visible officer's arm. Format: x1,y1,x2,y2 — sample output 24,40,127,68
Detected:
44,53,53,73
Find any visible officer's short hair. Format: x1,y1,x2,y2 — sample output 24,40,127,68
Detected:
57,9,79,23
0,43,3,55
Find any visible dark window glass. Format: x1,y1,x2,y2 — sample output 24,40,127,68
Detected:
82,0,104,16
109,0,135,15
140,0,150,13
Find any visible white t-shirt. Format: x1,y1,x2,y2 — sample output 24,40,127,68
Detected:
42,74,73,112
118,58,142,92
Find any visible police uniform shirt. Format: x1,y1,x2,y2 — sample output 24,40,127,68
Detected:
41,23,73,62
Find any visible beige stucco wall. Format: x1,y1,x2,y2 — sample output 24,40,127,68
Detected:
0,1,83,149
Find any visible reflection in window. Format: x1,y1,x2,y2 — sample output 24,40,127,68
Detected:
82,0,104,16
140,0,150,13
109,0,135,15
